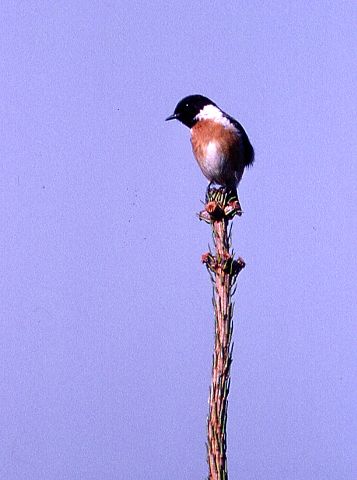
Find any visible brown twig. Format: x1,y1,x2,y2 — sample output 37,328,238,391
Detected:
200,188,245,480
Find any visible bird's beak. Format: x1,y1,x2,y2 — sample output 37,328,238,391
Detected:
165,113,178,121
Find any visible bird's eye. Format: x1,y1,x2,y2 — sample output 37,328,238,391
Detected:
185,103,189,108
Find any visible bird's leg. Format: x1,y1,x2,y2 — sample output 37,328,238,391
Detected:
226,186,243,215
205,182,214,202
235,195,242,214
222,185,236,201
232,191,242,215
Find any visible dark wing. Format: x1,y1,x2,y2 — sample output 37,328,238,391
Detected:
225,113,255,168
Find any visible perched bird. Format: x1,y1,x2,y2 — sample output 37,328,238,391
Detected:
166,94,254,198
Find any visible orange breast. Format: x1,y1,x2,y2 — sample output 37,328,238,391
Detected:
191,120,239,162
190,120,240,184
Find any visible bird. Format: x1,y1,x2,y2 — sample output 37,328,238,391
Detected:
166,94,254,200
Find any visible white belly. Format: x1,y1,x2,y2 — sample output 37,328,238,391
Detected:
200,141,225,179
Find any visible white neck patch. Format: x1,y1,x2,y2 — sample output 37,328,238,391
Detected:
195,104,233,129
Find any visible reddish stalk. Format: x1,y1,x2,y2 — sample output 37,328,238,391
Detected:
200,189,245,480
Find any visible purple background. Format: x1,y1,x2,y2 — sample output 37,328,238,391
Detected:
1,2,356,479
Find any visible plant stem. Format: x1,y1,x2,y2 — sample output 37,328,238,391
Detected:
200,189,245,480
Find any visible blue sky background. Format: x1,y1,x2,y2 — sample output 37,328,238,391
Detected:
0,1,356,479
